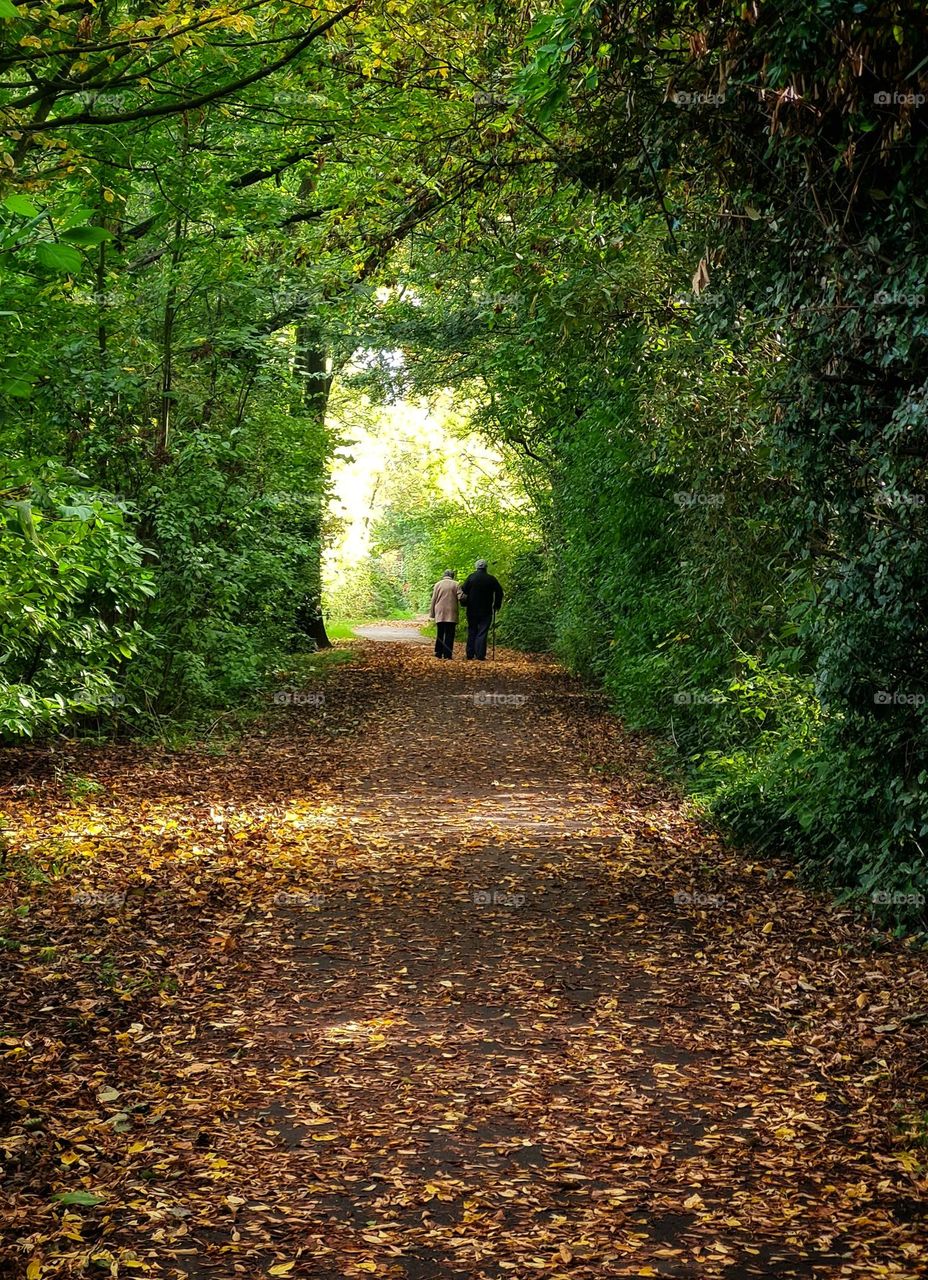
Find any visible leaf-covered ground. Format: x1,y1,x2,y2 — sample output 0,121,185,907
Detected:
2,641,927,1279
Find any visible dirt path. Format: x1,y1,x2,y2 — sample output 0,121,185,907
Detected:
1,644,927,1279
351,621,431,644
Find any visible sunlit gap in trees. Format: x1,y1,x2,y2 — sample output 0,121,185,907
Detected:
323,364,527,623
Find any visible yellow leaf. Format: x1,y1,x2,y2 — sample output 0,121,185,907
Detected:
761,921,773,934
269,1265,295,1277
357,1264,378,1274
856,993,868,1008
27,1261,42,1280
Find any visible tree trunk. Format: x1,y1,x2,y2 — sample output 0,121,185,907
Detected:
294,322,333,648
154,214,183,463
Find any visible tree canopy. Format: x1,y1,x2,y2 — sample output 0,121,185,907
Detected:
2,0,927,921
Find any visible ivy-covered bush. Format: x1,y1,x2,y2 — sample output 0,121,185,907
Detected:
0,462,153,737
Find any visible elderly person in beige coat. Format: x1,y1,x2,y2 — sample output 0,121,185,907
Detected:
429,570,464,659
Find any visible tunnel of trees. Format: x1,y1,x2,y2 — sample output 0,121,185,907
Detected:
2,0,927,923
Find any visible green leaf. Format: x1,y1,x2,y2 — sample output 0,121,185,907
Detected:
61,226,114,246
52,1190,103,1206
35,242,83,273
3,193,39,217
0,1,22,19
0,370,37,398
8,499,38,542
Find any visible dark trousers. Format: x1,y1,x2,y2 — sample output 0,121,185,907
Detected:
434,621,456,659
466,613,492,660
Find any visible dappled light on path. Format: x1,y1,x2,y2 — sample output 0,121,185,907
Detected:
1,644,927,1279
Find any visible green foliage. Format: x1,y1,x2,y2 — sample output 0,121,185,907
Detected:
505,0,928,924
332,486,546,633
364,482,544,636
0,0,534,736
344,0,928,927
327,557,411,621
3,0,927,929
0,461,152,738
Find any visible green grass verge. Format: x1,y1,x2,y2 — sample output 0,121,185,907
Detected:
324,612,418,640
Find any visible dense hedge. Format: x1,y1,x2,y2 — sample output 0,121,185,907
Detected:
364,2,928,927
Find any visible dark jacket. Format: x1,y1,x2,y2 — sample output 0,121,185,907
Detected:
462,568,504,619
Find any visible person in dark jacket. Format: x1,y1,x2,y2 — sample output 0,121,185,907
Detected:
461,559,504,660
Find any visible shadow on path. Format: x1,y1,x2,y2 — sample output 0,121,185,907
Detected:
1,643,926,1280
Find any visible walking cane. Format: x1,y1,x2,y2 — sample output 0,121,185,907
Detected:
491,606,496,661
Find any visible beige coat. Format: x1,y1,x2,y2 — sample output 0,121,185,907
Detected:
430,576,464,623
